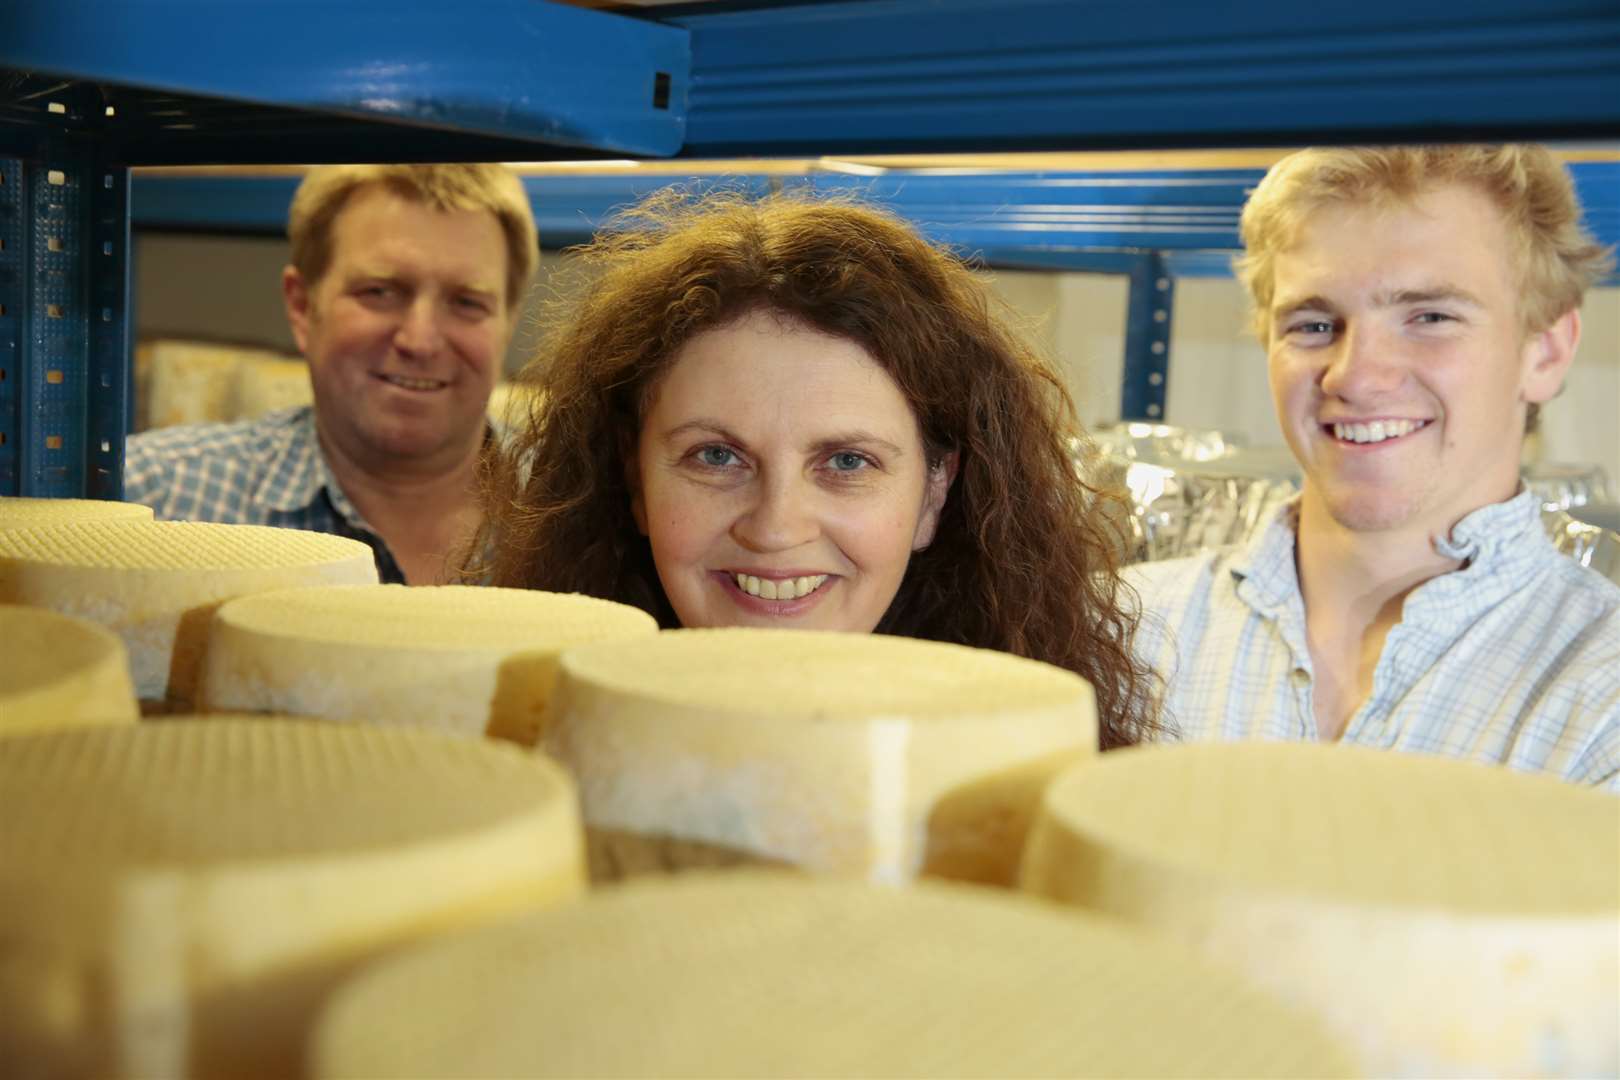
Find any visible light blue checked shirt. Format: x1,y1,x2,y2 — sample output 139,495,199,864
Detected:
123,406,406,584
1127,490,1620,790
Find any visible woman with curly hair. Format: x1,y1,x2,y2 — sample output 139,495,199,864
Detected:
477,190,1159,748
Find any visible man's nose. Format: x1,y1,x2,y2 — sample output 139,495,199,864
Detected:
731,473,820,553
1320,321,1405,401
393,296,446,358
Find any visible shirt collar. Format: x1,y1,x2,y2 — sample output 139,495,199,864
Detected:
255,406,329,514
1230,488,1551,614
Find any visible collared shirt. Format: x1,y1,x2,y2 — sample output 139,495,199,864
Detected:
123,406,406,583
1126,490,1620,790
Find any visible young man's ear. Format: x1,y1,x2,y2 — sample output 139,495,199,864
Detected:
282,265,313,355
1521,308,1581,405
911,450,961,552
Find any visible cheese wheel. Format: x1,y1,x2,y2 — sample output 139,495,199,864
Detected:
230,353,313,421
0,521,378,708
548,628,1097,886
0,606,138,735
312,872,1353,1078
200,584,659,743
0,497,152,528
144,340,247,428
0,718,586,1080
1020,742,1620,1077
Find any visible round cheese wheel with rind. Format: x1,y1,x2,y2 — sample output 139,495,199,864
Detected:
0,606,138,735
548,628,1097,885
200,584,658,743
0,497,152,528
0,718,586,1080
0,520,378,707
1020,742,1620,1078
311,872,1354,1079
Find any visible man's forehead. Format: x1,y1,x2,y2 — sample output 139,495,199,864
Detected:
327,190,506,290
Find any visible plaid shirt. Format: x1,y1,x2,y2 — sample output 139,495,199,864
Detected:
123,406,405,583
1127,490,1620,790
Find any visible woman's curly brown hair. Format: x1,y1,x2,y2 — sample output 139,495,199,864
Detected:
476,188,1161,748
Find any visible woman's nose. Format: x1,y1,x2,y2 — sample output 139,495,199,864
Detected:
731,474,820,552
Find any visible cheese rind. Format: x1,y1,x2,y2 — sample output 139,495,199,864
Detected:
0,521,378,706
549,628,1097,884
312,873,1354,1078
0,497,152,528
0,719,586,1080
199,584,658,743
1020,742,1620,1077
0,606,139,734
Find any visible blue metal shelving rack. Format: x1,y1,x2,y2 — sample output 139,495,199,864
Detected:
5,0,1620,495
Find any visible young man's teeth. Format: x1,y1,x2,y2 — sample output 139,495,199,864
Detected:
734,573,829,600
1332,419,1422,444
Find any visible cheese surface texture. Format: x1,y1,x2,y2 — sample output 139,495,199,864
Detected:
0,719,586,1080
0,497,152,528
549,628,1097,884
313,872,1352,1078
0,521,377,706
1020,742,1620,1077
201,584,658,742
0,606,139,734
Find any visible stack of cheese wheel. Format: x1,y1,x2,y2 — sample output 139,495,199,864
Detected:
0,521,377,709
1020,742,1620,1077
0,606,139,735
311,873,1354,1078
0,719,586,1080
0,496,153,527
200,584,659,743
547,628,1097,886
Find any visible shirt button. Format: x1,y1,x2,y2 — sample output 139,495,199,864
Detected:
1290,668,1310,687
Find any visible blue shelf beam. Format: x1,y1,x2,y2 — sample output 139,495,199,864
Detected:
2,0,688,163
668,0,1620,156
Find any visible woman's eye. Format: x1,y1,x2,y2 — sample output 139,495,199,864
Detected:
695,446,739,468
827,451,870,472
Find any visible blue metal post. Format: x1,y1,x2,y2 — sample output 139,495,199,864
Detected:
1121,252,1172,421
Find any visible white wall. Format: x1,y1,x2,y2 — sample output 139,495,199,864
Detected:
137,234,1620,485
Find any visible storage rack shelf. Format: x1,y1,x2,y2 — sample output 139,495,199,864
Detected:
5,0,1620,497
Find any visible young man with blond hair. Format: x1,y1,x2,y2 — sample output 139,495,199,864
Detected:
125,163,538,583
1129,144,1619,788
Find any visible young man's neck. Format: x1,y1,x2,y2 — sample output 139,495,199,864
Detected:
1293,490,1465,743
315,422,486,585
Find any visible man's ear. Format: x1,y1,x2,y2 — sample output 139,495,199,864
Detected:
912,450,960,552
623,434,648,537
1521,308,1581,405
282,265,313,355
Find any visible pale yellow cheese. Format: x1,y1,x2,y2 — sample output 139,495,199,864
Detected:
0,497,152,528
200,584,658,743
0,521,378,708
0,718,586,1080
312,872,1353,1078
230,353,313,421
143,340,249,428
549,628,1097,885
1020,742,1620,1077
0,606,138,735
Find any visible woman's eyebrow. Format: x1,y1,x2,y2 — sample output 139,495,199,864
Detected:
806,432,905,457
660,419,742,444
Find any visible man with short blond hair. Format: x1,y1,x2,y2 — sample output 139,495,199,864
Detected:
125,164,537,584
1130,144,1619,788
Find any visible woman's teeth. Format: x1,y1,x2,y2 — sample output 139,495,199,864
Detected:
734,573,829,601
381,374,445,391
1332,419,1425,444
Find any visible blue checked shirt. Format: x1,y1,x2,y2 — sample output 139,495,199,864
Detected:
1126,490,1620,790
123,406,406,583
